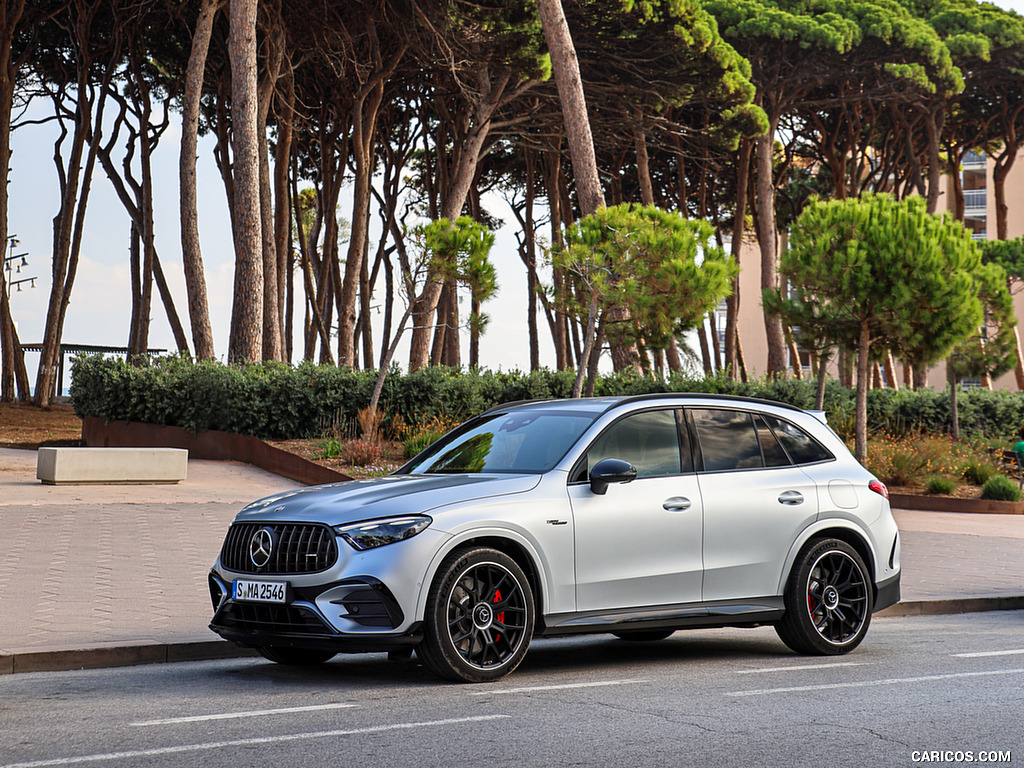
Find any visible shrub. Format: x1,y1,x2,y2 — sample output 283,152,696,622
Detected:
980,475,1022,502
924,476,957,495
339,437,385,467
962,461,997,486
316,438,343,460
68,354,1024,442
402,413,461,458
863,433,947,487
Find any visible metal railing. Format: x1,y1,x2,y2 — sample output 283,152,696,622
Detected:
963,189,987,209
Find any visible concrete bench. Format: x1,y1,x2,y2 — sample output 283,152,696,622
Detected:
36,447,189,485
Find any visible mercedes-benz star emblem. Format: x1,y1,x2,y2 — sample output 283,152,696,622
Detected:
249,527,276,568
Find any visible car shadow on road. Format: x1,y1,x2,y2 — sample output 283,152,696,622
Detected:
214,627,797,690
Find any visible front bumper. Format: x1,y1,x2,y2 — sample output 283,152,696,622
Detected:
208,570,423,653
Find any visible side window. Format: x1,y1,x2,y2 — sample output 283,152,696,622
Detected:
691,409,762,472
755,415,791,467
763,414,835,465
586,410,682,478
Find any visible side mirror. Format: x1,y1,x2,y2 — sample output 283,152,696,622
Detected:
589,458,637,495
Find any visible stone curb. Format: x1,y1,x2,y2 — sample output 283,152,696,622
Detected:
3,597,1022,676
0,641,255,676
876,595,1024,617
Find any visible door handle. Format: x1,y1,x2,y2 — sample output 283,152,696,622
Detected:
778,490,804,505
663,497,691,512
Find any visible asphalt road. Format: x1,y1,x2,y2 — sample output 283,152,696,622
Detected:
1,612,1022,768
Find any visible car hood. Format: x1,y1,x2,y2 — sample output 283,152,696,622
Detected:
234,473,543,527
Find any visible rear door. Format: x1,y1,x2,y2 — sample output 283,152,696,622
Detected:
690,408,819,603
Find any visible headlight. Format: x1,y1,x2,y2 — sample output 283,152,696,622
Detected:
335,516,432,551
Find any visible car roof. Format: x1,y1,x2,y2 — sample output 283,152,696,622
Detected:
480,393,809,418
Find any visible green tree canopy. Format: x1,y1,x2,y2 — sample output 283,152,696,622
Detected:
769,192,984,460
553,203,737,394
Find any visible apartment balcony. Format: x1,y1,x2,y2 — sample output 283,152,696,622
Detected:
963,151,987,168
963,188,987,213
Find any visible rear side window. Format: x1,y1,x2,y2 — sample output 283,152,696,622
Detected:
755,415,790,467
691,409,762,471
763,414,834,465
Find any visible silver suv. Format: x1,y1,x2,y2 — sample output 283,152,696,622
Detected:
209,394,901,682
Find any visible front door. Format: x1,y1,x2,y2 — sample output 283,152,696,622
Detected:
569,408,704,612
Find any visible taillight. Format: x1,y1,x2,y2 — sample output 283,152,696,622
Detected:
869,479,889,499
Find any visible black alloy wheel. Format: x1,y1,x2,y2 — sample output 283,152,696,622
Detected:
419,547,535,683
775,538,874,655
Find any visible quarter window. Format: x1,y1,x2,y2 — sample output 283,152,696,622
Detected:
762,414,834,465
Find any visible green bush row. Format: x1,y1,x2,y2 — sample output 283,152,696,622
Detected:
69,354,1024,441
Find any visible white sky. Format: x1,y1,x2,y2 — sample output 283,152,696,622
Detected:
6,0,1024,390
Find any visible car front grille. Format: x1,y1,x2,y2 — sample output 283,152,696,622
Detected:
220,522,338,574
216,602,336,636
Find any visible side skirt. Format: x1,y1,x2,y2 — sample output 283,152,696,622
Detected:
537,598,785,638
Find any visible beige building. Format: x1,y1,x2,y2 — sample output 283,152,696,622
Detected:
716,151,1024,391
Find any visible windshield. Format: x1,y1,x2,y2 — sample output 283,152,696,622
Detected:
400,410,598,474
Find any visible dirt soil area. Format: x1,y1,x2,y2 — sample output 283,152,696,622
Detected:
0,403,83,449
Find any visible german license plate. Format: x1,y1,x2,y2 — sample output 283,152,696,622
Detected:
232,580,288,603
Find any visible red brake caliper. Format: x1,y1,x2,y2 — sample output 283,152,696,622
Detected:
493,589,504,642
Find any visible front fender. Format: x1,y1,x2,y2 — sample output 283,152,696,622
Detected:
414,524,555,624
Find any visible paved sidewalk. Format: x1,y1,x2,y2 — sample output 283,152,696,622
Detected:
0,446,1022,674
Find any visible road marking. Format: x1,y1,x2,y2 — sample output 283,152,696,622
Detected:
735,662,866,674
953,649,1024,658
727,668,1024,697
471,679,648,696
0,715,510,768
130,702,359,727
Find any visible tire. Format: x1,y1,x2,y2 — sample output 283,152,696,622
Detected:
257,646,337,666
775,538,874,655
418,547,535,683
612,629,675,642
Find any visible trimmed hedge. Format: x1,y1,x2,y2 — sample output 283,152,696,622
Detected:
69,354,1024,441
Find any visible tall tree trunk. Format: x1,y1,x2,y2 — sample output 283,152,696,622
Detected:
698,323,713,375
274,69,294,360
340,44,399,367
227,0,263,363
37,32,116,407
634,115,653,206
855,320,870,463
814,350,829,411
257,22,283,362
1,0,30,401
726,139,752,380
537,0,604,217
408,69,508,371
924,106,945,214
178,0,218,360
755,120,787,378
